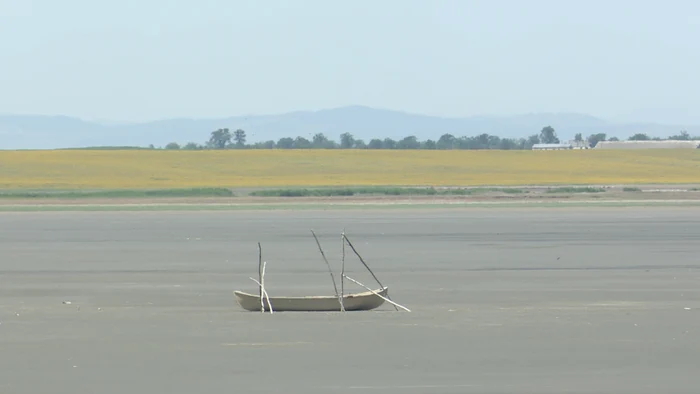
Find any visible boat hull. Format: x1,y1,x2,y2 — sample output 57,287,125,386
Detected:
234,287,388,312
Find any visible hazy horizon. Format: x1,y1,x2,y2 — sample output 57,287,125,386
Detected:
6,104,696,126
2,0,699,125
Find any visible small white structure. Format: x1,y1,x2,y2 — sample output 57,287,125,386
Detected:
532,143,572,150
569,140,590,149
595,140,700,149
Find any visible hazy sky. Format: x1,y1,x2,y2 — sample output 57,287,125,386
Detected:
1,0,699,124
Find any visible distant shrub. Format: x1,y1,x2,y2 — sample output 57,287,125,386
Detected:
248,186,529,197
500,188,525,194
545,187,606,194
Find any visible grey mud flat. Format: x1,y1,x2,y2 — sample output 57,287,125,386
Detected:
3,198,700,212
1,207,700,394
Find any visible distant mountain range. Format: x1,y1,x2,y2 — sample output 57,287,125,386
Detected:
1,105,698,149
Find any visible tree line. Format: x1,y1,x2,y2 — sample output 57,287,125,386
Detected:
160,126,698,150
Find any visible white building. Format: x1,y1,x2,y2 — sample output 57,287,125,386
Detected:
568,140,590,149
595,140,700,149
532,143,572,150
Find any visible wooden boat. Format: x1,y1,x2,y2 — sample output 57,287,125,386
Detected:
234,287,389,312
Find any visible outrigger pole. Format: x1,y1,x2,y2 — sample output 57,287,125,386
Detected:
310,230,344,311
342,233,400,311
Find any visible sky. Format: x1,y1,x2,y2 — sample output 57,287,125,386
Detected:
1,0,699,124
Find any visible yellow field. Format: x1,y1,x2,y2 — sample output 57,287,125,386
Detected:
1,149,700,189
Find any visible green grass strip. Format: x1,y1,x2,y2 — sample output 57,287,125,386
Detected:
248,186,526,197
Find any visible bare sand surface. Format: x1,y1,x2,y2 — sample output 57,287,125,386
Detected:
1,208,700,393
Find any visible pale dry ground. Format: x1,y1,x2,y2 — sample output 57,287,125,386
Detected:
1,208,700,393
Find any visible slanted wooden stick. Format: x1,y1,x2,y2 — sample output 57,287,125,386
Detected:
261,260,266,312
310,230,344,311
342,234,384,288
261,261,272,313
257,242,263,310
343,275,411,312
342,234,399,311
340,229,346,310
248,275,273,314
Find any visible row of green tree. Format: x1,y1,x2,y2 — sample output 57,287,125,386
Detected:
161,127,698,150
